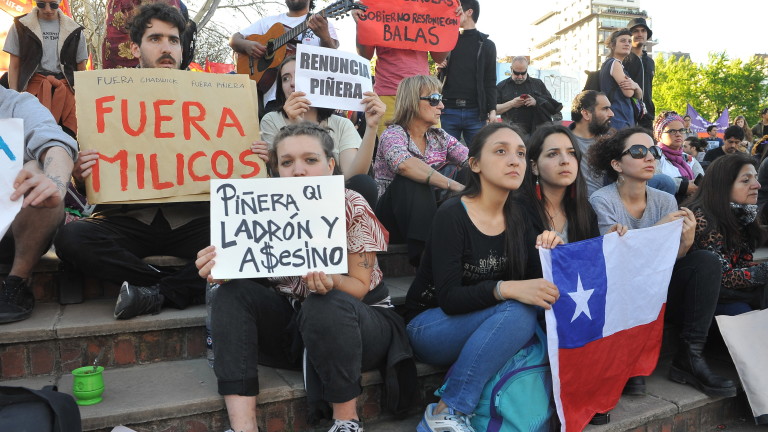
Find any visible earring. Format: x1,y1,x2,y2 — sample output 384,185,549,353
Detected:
535,177,542,200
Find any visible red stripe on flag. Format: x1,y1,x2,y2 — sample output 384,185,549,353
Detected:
558,304,666,432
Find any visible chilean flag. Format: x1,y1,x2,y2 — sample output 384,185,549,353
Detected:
540,220,682,432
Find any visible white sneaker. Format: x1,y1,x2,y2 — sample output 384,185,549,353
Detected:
328,419,364,432
417,403,475,432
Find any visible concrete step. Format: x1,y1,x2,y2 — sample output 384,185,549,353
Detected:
4,357,447,431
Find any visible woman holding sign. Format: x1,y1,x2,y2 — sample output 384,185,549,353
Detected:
260,56,385,207
587,127,737,397
403,123,558,432
196,123,414,432
373,75,469,266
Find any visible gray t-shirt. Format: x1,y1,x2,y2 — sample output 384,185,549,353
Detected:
3,19,88,74
573,133,605,197
589,183,678,234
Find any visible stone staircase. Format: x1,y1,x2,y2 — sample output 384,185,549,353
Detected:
0,247,762,431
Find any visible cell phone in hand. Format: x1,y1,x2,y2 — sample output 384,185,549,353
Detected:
520,94,529,100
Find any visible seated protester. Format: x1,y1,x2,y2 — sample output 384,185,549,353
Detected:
653,112,704,202
703,125,742,165
0,87,77,323
3,0,88,136
374,75,468,266
684,154,768,314
54,3,231,320
260,55,384,207
588,127,737,398
682,136,707,164
195,123,415,432
758,153,768,213
403,123,559,432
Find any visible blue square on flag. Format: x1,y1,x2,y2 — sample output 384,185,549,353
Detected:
550,236,607,348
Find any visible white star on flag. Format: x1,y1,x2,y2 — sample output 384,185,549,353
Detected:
568,274,594,322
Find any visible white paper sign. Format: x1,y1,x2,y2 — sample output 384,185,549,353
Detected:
0,119,24,239
210,176,347,279
295,44,373,112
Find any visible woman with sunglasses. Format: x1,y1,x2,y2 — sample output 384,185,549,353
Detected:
196,123,415,432
403,123,557,432
588,127,736,398
599,29,642,131
653,112,705,202
3,0,88,137
373,75,468,266
260,56,386,206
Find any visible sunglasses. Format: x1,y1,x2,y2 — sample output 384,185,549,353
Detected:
662,128,687,135
36,1,59,8
512,70,527,76
419,93,443,107
620,144,662,160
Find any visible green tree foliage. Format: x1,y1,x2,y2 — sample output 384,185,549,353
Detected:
654,52,768,126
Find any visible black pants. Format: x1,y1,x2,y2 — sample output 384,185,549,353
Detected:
212,280,391,402
375,175,438,265
53,213,207,308
346,174,379,210
666,250,721,342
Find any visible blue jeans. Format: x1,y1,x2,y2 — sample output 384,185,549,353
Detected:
441,107,484,147
407,300,537,414
648,173,676,195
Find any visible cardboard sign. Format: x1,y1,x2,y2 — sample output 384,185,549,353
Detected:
356,0,460,52
75,69,265,204
0,119,24,239
295,44,373,112
210,176,347,279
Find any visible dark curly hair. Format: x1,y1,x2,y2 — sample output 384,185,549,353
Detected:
587,126,651,182
129,3,187,47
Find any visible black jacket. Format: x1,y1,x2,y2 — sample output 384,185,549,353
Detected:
440,30,497,122
623,50,655,122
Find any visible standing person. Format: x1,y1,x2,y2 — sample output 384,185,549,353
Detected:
230,0,339,113
599,30,642,131
682,115,696,139
373,75,468,266
623,18,655,129
196,123,415,432
751,108,768,142
0,87,77,323
496,56,562,134
704,125,742,165
568,90,614,196
733,115,753,147
703,125,724,151
684,154,768,315
438,0,497,147
653,112,704,201
588,127,736,397
403,123,558,432
3,0,88,136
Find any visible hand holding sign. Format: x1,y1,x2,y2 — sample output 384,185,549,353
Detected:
0,119,24,239
362,91,386,129
11,168,63,208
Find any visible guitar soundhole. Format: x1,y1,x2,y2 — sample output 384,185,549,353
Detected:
264,40,276,61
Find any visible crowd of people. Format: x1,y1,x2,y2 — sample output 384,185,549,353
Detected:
2,1,768,432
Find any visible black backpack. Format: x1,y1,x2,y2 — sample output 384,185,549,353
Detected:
0,386,82,432
583,70,600,92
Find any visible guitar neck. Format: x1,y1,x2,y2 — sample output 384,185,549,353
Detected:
273,9,326,50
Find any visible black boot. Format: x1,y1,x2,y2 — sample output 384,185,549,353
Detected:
669,340,736,397
623,376,646,395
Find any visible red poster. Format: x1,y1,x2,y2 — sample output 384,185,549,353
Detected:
356,0,460,52
0,0,34,16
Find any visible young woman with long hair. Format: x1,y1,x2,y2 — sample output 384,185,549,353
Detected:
403,123,558,432
599,29,642,130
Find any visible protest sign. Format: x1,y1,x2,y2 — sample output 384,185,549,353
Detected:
210,176,347,279
295,44,373,112
355,0,460,52
0,119,24,239
75,68,265,204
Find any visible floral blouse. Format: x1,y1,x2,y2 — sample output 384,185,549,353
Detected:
373,124,468,197
270,189,389,301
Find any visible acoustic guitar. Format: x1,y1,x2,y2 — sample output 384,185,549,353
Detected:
235,0,367,93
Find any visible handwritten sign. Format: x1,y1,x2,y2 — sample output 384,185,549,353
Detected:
75,69,265,204
0,119,24,239
295,44,373,112
210,176,347,279
355,0,460,52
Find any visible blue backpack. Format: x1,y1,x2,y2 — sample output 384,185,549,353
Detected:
437,325,554,432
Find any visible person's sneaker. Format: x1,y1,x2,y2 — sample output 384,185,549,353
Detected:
327,419,363,432
0,276,35,324
417,403,475,432
114,282,164,319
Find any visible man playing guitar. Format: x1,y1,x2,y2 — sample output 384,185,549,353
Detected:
230,0,339,115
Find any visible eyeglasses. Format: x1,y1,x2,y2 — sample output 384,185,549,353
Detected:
512,70,527,76
36,1,59,8
620,144,662,160
662,128,687,135
419,93,443,107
